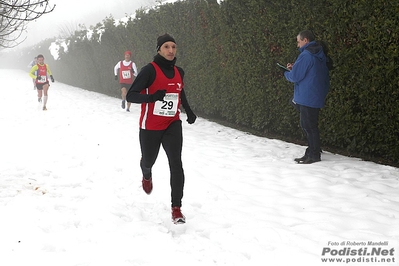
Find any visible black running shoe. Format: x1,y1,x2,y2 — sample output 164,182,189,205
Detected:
294,155,307,163
297,157,321,164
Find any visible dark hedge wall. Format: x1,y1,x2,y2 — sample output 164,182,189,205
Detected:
11,0,399,165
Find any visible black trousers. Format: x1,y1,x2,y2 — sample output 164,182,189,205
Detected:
139,120,185,207
291,98,321,160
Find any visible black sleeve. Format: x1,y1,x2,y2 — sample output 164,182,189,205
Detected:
180,89,193,112
177,67,193,112
126,64,156,103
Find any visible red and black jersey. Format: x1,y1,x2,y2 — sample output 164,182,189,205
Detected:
139,62,183,130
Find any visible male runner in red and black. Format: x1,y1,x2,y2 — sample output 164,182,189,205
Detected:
126,34,196,224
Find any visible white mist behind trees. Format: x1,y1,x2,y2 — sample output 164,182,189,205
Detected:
20,0,159,48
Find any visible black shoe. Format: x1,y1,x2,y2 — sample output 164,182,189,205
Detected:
121,100,125,109
297,157,321,164
294,155,308,163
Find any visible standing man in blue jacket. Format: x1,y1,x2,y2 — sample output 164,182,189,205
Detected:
284,30,330,164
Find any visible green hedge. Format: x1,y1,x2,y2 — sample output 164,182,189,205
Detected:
13,0,399,165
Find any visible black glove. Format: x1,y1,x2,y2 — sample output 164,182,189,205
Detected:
149,90,166,102
115,75,118,80
50,75,54,82
36,75,41,80
186,109,197,124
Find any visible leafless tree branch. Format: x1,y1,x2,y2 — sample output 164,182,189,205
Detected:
0,0,55,48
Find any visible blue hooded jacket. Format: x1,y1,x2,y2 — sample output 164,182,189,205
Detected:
284,41,330,108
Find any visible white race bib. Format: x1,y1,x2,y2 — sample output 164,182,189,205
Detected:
121,70,131,79
153,93,179,117
39,76,47,83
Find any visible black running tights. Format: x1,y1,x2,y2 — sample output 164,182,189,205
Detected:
139,120,185,207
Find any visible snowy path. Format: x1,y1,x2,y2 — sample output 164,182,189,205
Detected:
0,69,398,266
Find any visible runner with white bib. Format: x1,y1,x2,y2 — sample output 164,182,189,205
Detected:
28,54,54,111
126,34,197,224
114,51,138,112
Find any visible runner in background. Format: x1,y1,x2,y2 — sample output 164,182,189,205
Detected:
114,51,138,112
27,57,37,90
29,54,55,111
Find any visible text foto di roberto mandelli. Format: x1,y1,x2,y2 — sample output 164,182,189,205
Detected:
328,241,391,246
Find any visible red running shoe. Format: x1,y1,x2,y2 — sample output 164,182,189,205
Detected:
171,207,186,224
142,177,153,194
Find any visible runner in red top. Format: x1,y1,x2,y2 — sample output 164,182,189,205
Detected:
126,34,197,224
114,51,137,112
29,54,55,110
138,61,182,130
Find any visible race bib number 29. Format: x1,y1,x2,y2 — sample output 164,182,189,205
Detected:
153,93,179,117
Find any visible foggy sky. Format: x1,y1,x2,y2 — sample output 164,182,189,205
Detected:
21,0,157,47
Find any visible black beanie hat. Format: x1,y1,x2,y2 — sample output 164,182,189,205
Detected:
156,34,176,51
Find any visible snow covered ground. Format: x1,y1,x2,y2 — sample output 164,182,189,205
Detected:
0,69,398,266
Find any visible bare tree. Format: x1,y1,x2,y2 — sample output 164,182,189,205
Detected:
0,0,55,48
57,20,81,39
